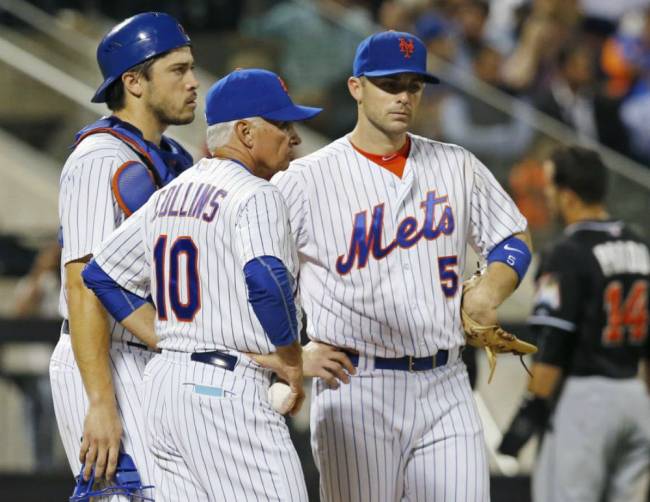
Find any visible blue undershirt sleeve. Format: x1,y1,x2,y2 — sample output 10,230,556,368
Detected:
82,259,147,322
243,255,298,347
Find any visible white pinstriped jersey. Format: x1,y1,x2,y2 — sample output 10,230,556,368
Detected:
92,157,299,354
58,133,139,343
272,134,527,358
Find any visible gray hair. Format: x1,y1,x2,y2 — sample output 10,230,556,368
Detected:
205,117,261,152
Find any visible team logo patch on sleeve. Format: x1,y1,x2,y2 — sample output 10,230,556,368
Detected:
535,273,560,310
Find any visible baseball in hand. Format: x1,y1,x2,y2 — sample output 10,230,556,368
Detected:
267,382,294,415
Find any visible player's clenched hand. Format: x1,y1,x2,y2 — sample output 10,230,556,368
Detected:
79,400,122,481
303,341,356,389
248,340,305,416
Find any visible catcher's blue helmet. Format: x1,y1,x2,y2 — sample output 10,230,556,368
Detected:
70,452,154,501
92,12,191,103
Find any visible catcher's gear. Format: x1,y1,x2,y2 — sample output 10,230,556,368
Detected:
92,12,191,103
461,271,537,383
70,452,154,501
112,160,157,217
73,116,194,190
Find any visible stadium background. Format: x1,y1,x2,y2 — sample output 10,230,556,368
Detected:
0,0,648,500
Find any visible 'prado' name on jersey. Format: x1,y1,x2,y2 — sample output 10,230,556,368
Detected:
592,240,650,276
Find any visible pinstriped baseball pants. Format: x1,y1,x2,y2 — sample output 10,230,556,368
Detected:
143,350,308,502
49,334,155,501
310,357,490,502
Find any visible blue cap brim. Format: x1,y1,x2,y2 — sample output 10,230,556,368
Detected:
261,104,323,121
91,76,118,103
360,69,440,84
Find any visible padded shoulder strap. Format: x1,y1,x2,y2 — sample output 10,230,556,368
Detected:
74,122,163,188
111,161,157,216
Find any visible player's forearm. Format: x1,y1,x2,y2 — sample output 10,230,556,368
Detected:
498,388,551,457
275,340,303,368
82,258,156,348
474,262,518,309
498,362,561,457
527,361,562,398
121,303,158,349
66,263,116,406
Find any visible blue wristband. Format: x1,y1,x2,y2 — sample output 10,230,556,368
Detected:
487,236,532,284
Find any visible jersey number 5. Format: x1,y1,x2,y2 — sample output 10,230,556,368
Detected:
602,280,648,345
438,256,459,297
153,235,201,322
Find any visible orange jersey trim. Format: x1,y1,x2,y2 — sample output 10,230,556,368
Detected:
351,136,411,179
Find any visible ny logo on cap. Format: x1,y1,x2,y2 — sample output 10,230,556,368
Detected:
399,37,415,58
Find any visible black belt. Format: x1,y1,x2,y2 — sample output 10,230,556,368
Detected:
344,349,449,372
61,319,150,351
191,350,238,371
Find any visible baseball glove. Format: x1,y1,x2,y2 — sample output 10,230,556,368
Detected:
461,271,537,383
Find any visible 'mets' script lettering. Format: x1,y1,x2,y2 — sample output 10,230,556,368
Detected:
153,183,228,223
336,191,454,274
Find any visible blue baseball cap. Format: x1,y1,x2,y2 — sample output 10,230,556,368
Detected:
353,31,439,84
205,69,322,125
92,12,191,103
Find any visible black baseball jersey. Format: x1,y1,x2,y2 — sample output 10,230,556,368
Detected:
529,220,650,378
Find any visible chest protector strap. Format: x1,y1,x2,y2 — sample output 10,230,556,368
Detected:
73,117,193,216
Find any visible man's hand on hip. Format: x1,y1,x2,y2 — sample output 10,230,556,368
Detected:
303,341,356,389
248,340,305,416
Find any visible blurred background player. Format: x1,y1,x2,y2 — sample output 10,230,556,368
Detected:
49,11,197,495
499,145,650,502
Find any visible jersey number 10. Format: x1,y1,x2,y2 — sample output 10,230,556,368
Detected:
602,280,648,345
153,235,201,322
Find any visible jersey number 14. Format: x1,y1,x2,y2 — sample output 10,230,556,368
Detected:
602,280,648,345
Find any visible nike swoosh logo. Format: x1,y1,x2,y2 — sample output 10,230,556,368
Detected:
504,244,524,254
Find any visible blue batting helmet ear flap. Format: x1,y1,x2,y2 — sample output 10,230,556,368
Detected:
92,12,191,103
70,452,154,501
